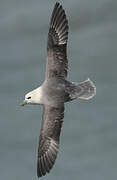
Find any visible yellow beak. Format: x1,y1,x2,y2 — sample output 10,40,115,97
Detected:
20,100,27,106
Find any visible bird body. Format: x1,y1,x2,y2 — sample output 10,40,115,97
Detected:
25,77,95,107
21,2,96,178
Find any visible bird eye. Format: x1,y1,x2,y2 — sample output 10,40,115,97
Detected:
27,97,31,99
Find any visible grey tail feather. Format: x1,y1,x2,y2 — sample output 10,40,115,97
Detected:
70,78,96,100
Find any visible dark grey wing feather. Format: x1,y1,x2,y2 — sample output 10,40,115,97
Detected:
37,105,64,178
46,2,69,79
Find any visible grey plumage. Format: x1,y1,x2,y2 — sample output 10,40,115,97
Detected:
36,3,96,178
37,105,64,177
46,2,68,79
21,2,96,178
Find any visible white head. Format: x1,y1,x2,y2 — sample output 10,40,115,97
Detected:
20,86,43,106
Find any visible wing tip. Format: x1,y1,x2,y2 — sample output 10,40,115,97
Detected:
50,2,69,45
37,138,59,178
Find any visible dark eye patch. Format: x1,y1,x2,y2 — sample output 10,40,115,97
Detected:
27,97,31,99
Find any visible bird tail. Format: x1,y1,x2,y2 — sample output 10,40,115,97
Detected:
70,78,96,100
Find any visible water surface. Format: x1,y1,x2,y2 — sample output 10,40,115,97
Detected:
0,0,117,179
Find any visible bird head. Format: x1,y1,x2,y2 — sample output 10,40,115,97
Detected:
20,87,43,106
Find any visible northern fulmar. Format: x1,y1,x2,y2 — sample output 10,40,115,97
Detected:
21,2,96,178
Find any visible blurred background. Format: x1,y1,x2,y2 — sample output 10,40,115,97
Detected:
0,0,117,179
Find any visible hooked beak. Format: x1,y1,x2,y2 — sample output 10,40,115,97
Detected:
20,100,27,106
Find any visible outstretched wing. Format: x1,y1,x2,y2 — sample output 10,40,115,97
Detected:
37,104,64,178
46,2,69,79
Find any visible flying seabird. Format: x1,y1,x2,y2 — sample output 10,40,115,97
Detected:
21,2,96,178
